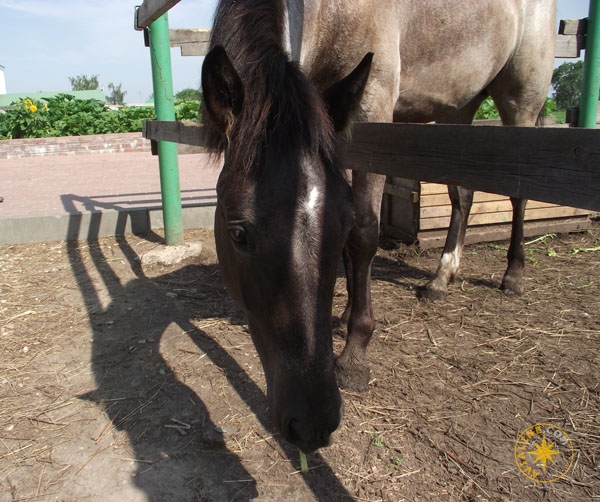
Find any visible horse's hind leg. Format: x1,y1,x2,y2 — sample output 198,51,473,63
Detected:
422,96,485,302
490,96,541,296
423,185,474,301
487,37,554,295
501,197,527,295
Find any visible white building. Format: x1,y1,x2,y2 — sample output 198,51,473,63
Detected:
0,65,6,94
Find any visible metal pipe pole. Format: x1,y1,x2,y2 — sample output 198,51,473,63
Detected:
147,12,184,245
579,0,600,128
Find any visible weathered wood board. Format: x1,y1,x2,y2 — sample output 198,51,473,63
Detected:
165,17,586,58
135,0,181,30
169,29,210,56
142,120,600,213
346,122,600,212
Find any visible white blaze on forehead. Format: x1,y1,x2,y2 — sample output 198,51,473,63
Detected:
293,182,323,263
290,182,324,359
306,186,320,213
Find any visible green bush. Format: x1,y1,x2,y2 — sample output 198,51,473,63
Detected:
0,94,201,139
474,96,558,121
0,97,52,139
175,99,202,122
474,97,501,120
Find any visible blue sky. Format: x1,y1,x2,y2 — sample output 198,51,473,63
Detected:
0,0,591,104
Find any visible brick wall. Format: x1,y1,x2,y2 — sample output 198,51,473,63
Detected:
0,133,151,159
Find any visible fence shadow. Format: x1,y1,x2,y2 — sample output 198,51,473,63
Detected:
62,197,355,500
60,190,216,241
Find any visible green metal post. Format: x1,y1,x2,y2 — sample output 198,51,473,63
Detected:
147,12,184,245
579,0,600,128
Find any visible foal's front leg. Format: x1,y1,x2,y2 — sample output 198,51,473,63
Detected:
335,172,385,392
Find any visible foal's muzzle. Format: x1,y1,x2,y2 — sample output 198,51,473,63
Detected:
277,386,343,454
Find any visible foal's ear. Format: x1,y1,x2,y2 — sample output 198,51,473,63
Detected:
323,52,373,133
201,45,245,137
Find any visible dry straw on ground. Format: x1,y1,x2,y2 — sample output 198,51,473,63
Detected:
1,228,598,501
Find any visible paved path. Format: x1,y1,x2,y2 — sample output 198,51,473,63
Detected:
0,151,221,244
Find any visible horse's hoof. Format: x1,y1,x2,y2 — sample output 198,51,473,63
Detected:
419,282,448,302
335,359,370,393
501,274,524,296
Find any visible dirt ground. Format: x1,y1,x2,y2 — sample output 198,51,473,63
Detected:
1,226,599,501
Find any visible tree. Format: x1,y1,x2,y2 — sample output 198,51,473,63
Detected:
106,82,127,105
175,88,202,101
69,74,99,91
551,61,584,109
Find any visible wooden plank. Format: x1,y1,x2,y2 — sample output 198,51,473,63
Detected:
555,18,586,58
420,182,567,199
346,122,600,212
180,44,210,56
417,217,593,250
169,28,210,56
135,0,181,29
142,21,578,56
559,18,587,35
420,198,568,217
144,120,204,145
422,191,511,207
419,207,579,230
421,182,448,195
383,183,419,203
420,206,590,230
422,191,519,206
142,120,208,151
422,200,511,219
420,200,587,220
555,34,586,58
169,28,211,44
144,120,600,212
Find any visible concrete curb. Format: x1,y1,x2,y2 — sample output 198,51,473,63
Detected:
0,205,216,245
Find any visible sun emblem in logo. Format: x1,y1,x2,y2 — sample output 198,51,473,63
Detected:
514,423,574,482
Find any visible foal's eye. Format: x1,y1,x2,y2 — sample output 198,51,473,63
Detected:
229,225,248,247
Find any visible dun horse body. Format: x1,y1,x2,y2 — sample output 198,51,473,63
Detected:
202,0,556,453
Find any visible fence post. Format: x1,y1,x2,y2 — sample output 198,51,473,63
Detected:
579,0,600,128
147,12,184,245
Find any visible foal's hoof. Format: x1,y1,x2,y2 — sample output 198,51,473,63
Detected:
501,274,524,296
419,282,448,303
335,358,370,393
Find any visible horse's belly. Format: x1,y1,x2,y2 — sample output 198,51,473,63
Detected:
392,80,488,123
390,0,522,122
392,44,513,123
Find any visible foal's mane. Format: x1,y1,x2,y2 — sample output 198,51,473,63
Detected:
203,0,335,174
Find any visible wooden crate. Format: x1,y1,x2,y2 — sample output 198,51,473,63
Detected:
381,179,596,249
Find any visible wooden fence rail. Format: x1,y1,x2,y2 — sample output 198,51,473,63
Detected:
135,0,181,30
169,28,211,56
142,121,600,212
168,18,588,58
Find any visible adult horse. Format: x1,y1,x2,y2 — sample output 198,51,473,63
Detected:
202,0,556,453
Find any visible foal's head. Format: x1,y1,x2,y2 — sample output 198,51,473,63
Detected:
202,45,372,453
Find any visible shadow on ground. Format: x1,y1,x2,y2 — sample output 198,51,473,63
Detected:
63,208,355,500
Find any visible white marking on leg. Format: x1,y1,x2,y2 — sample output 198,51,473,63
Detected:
439,248,461,277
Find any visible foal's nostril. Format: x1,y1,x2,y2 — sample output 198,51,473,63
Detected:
285,417,333,453
286,418,301,445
